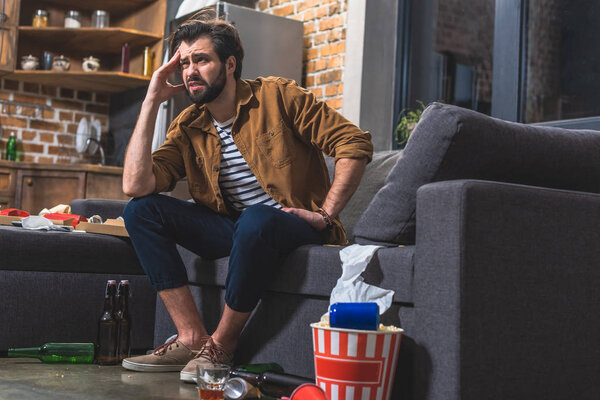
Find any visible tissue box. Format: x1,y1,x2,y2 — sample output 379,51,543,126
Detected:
75,219,129,237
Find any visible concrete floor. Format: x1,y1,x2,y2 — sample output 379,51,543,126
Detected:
0,358,199,400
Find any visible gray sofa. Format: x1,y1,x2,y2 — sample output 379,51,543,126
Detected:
155,102,600,399
3,102,600,399
0,201,156,353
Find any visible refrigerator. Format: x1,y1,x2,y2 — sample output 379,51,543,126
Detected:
167,2,304,122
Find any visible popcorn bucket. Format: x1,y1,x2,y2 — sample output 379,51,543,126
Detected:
310,323,403,400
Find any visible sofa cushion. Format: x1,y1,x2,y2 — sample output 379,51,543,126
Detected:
181,244,415,303
354,102,600,245
0,225,143,275
325,151,401,241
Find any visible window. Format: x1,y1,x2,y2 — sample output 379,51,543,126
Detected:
401,0,495,115
524,0,600,123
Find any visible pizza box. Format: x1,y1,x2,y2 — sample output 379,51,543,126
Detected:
75,218,129,237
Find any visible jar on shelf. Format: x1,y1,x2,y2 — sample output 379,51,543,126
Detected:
52,56,71,72
143,46,154,77
21,55,39,70
82,56,100,72
32,9,49,27
91,10,109,28
64,10,81,28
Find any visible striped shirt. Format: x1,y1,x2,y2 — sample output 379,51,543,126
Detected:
214,118,281,211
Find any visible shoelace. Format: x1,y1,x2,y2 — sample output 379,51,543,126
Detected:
153,335,210,355
194,337,232,364
153,337,179,355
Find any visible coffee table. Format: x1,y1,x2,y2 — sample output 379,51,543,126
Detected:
0,358,198,400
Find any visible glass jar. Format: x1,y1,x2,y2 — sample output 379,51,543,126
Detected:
143,46,154,77
64,10,81,28
91,10,109,28
32,9,48,27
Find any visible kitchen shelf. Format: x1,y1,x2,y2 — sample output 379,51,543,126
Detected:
18,27,162,54
8,70,150,92
37,0,157,17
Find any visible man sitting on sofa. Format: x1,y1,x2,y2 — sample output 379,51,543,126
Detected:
120,10,372,382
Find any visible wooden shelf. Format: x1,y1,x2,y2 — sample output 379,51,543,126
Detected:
8,70,150,93
37,0,157,16
19,27,162,54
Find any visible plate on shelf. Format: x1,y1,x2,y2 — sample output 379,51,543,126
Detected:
75,117,89,154
88,119,102,154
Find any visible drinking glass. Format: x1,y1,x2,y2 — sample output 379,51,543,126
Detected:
196,364,230,400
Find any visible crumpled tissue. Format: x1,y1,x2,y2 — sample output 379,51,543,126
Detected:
327,244,395,317
39,204,71,216
21,216,72,232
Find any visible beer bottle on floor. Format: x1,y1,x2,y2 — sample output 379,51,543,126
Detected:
228,370,313,398
235,362,284,374
97,280,118,365
116,280,131,361
8,343,95,363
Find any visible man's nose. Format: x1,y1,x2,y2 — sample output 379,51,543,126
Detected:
183,62,197,77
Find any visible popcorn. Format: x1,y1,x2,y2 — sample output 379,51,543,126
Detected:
314,313,401,332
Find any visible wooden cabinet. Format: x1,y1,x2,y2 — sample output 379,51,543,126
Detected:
0,160,129,214
3,0,166,92
15,169,85,214
0,166,16,208
0,0,20,74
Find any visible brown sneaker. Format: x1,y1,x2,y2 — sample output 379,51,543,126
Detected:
121,337,204,372
180,337,234,383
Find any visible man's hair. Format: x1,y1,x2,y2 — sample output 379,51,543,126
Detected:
169,8,244,80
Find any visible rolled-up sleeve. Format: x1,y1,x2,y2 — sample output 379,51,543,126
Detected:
283,80,373,163
151,121,186,193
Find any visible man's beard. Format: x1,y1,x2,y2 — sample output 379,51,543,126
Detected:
186,64,227,105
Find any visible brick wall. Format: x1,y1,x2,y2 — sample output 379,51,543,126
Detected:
0,79,109,164
256,0,347,110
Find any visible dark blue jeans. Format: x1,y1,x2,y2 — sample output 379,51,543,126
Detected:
123,194,323,312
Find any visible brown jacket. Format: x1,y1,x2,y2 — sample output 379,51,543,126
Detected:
151,77,373,244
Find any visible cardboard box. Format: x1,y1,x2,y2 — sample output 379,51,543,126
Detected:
0,215,74,227
0,215,22,226
75,219,129,237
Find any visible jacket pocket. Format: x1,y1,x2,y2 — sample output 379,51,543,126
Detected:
255,120,295,168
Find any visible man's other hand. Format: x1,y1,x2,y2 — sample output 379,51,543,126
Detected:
145,50,186,105
282,207,328,231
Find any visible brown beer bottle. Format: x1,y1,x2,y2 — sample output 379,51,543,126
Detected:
97,280,118,365
116,280,131,361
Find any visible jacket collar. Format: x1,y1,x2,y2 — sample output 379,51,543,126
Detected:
187,79,253,133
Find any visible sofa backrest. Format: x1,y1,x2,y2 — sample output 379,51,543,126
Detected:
326,151,401,241
354,102,600,246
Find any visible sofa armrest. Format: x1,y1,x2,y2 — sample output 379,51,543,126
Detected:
69,198,129,220
413,180,600,400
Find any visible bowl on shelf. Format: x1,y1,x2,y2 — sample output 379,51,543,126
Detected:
21,55,39,70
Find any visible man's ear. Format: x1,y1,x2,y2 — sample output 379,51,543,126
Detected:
226,55,236,74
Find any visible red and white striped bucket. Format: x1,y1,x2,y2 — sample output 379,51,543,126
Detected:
310,323,403,400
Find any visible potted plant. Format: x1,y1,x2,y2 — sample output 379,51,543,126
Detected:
394,100,426,147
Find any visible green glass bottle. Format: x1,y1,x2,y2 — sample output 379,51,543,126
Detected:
6,132,16,161
8,343,95,363
235,362,284,374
